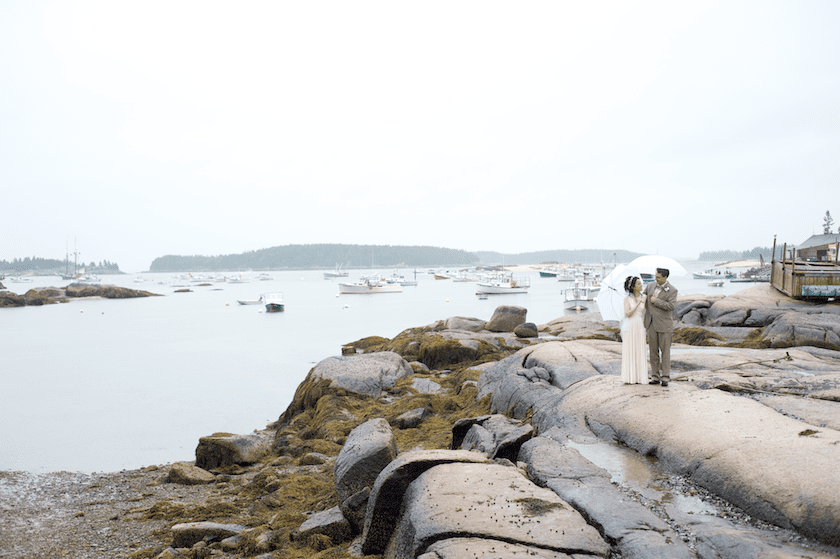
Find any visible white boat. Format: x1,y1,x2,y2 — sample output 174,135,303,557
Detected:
564,281,596,311
9,276,33,283
708,279,725,287
388,271,418,286
257,273,273,281
339,276,402,294
453,271,479,282
263,292,284,312
237,296,263,305
693,269,734,280
324,264,349,279
476,273,530,294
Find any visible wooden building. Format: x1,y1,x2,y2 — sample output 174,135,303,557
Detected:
771,234,840,299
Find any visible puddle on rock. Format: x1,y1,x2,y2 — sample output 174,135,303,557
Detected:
566,439,716,516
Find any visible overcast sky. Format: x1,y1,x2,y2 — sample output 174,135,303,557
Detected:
2,1,838,272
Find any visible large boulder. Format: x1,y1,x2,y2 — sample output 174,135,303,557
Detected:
309,352,413,397
485,305,527,332
539,312,620,341
361,449,492,555
451,414,533,460
195,430,274,470
383,462,609,559
675,284,840,351
165,462,215,485
293,506,353,545
334,418,398,530
443,316,486,331
514,322,538,338
761,312,840,349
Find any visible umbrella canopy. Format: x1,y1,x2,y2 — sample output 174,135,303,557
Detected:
625,255,688,277
596,264,637,322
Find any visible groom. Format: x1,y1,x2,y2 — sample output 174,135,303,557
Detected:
644,267,678,387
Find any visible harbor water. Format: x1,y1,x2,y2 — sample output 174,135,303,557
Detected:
0,262,760,473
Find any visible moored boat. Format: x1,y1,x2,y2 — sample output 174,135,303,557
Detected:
263,292,284,312
564,281,596,311
476,273,530,294
693,269,735,280
339,276,403,294
324,264,349,279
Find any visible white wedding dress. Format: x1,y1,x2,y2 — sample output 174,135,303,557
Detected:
621,294,647,384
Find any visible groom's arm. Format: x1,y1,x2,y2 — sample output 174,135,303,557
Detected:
654,285,677,311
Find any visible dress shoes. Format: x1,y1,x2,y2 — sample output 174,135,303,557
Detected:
661,381,669,387
649,380,660,385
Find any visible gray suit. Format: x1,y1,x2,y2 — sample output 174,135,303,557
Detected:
644,280,678,382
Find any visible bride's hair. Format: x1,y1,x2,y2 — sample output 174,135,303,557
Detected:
624,276,639,294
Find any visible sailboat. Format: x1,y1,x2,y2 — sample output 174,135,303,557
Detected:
323,263,349,279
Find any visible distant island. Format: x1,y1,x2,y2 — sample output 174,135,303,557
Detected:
147,244,648,273
2,244,778,276
698,246,775,262
0,256,122,276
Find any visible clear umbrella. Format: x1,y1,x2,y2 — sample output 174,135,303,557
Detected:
596,264,636,322
625,255,689,277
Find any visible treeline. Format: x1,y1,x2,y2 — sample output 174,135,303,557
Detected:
149,244,481,272
476,249,644,266
698,246,778,261
0,257,120,273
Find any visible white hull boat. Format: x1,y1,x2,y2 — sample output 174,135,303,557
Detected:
564,282,596,311
324,264,349,279
476,273,530,294
339,276,402,294
263,292,284,312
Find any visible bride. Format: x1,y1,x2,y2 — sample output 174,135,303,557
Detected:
621,275,647,384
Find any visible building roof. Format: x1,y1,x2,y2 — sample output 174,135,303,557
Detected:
799,233,840,250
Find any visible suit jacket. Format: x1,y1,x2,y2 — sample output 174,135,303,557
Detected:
644,280,678,333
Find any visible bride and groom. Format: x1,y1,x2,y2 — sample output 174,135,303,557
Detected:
621,268,678,386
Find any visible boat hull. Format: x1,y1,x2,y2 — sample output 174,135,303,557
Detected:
262,292,284,311
475,284,528,294
338,283,402,294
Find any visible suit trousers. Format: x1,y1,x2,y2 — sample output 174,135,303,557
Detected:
647,329,672,382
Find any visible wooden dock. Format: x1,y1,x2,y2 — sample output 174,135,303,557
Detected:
771,259,840,299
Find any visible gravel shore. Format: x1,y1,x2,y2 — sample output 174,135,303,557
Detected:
0,465,218,558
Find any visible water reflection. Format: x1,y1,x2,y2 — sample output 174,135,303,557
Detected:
566,439,716,516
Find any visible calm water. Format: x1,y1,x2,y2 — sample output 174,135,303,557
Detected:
1,263,755,473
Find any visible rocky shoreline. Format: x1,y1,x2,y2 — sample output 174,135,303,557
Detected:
2,285,840,558
0,283,160,307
